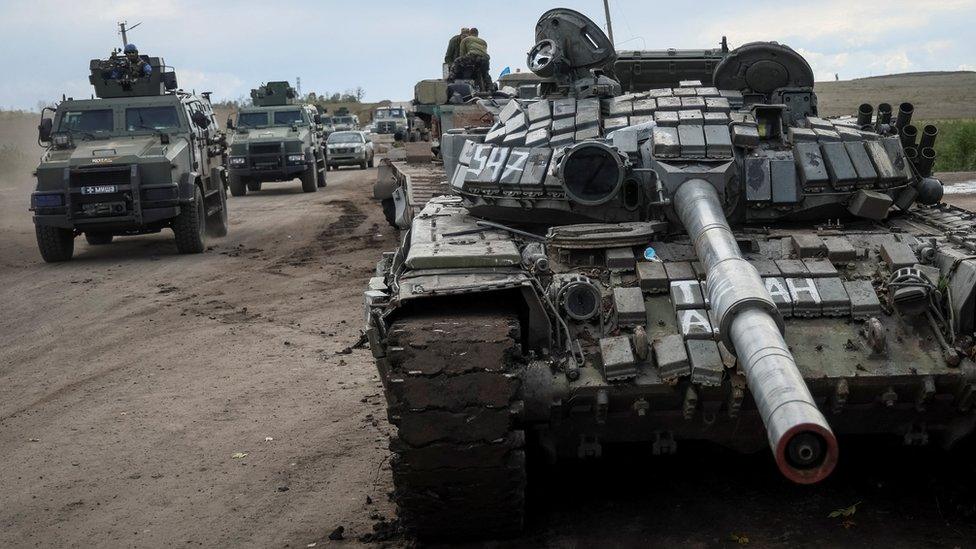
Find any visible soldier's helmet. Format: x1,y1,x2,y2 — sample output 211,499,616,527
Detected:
123,43,138,54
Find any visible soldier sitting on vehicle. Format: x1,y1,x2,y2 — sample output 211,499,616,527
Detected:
450,28,491,92
444,27,469,67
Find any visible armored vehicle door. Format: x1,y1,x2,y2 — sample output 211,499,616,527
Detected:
185,98,222,194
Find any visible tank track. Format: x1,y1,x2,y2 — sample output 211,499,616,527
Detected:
382,309,526,539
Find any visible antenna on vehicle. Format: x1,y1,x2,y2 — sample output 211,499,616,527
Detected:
118,20,142,47
602,0,615,44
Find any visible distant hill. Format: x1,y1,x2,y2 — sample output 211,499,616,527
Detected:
816,71,976,120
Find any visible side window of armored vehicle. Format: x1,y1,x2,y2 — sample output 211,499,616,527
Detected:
237,112,269,128
59,109,114,134
126,106,181,132
273,109,305,126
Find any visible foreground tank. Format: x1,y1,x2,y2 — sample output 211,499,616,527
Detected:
363,8,976,539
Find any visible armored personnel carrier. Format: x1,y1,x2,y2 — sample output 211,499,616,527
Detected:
364,8,976,539
29,40,229,262
226,81,327,195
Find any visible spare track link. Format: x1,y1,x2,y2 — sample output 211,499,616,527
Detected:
383,310,526,540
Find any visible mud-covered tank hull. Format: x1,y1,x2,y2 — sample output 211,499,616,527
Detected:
365,197,976,537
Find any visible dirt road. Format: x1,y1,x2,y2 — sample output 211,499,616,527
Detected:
0,168,400,547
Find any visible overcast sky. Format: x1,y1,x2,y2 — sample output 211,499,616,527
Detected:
1,0,974,110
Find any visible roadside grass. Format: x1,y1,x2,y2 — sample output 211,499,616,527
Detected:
919,119,976,172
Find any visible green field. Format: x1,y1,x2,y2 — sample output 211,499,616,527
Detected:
922,119,976,172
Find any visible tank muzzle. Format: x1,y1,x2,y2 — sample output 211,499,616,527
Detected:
673,179,838,485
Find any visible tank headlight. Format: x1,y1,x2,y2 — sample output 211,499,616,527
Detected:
229,156,246,166
287,154,305,163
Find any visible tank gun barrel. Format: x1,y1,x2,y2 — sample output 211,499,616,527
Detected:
672,179,839,483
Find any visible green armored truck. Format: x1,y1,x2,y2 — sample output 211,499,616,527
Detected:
29,43,229,263
226,81,327,195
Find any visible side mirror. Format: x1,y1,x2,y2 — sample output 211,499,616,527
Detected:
191,111,209,129
38,118,53,143
313,114,322,124
226,116,235,130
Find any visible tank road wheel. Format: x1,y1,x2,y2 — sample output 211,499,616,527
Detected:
35,225,74,262
246,180,262,192
206,185,229,238
229,174,247,197
172,185,207,254
300,165,318,193
382,309,526,540
84,232,113,245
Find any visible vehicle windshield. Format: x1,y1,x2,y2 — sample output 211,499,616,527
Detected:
125,106,181,132
58,109,114,134
322,117,333,125
273,110,305,126
237,112,269,128
328,132,364,144
377,108,405,119
334,116,354,125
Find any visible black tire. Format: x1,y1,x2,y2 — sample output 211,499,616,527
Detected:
229,174,247,197
359,160,367,170
206,185,229,238
246,180,262,192
382,310,526,540
84,232,113,245
300,165,318,193
368,155,375,168
35,225,74,262
173,185,206,254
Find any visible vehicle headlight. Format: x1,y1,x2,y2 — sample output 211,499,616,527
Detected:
229,156,246,166
287,154,305,163
32,193,63,208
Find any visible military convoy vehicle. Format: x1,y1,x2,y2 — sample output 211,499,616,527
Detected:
364,8,976,539
29,42,229,262
373,106,410,135
226,81,327,195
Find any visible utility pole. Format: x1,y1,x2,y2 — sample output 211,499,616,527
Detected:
602,0,615,45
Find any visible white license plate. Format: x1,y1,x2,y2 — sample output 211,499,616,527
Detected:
82,185,117,195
